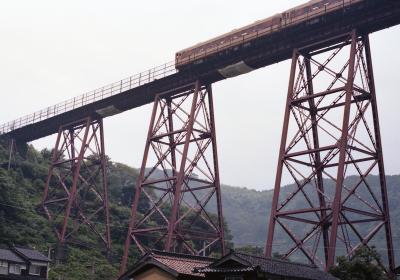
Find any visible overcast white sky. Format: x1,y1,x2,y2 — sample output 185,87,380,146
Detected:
1,1,399,190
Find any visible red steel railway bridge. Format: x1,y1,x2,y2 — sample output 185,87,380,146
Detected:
1,0,400,276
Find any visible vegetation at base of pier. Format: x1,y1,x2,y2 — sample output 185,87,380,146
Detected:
1,139,399,279
329,246,389,280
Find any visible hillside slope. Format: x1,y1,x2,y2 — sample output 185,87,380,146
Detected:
0,142,232,279
221,176,400,250
0,141,399,278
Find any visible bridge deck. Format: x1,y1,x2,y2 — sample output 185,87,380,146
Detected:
2,0,400,142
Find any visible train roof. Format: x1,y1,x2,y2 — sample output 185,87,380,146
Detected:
176,0,323,54
176,13,279,54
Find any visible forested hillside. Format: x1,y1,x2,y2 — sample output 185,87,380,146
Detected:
221,176,400,251
0,141,137,279
0,141,232,279
0,140,399,279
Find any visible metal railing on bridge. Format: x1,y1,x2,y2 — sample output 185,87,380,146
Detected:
0,0,361,137
0,61,177,136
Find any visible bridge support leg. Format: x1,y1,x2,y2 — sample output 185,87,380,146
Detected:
7,138,15,170
41,117,111,256
265,31,395,275
120,81,225,274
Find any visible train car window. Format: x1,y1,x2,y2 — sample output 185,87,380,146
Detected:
260,20,272,29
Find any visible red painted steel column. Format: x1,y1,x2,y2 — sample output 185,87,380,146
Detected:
99,120,111,251
327,30,357,269
60,120,90,242
7,138,15,170
167,97,178,180
305,58,329,263
42,129,63,221
165,81,200,251
265,50,299,257
207,84,226,256
120,97,159,274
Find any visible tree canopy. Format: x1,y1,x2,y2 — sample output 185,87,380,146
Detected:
329,246,389,280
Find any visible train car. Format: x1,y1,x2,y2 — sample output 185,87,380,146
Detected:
175,0,364,70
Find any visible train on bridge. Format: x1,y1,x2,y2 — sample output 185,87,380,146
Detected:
175,0,364,70
1,0,399,142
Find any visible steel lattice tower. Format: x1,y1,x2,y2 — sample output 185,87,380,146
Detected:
42,117,111,255
120,81,225,273
265,31,394,275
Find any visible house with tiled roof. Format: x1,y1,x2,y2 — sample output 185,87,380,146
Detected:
195,250,338,280
0,246,50,280
118,250,215,280
119,250,338,280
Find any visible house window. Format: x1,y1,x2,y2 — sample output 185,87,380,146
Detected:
29,264,42,275
9,264,22,275
0,261,8,275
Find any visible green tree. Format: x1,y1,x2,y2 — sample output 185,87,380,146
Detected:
329,246,389,280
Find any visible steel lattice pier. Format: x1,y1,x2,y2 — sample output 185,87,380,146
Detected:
41,117,111,256
120,81,225,273
265,31,395,276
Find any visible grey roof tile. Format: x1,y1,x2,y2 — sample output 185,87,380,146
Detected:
13,247,50,262
198,251,338,280
234,252,338,280
0,249,24,263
